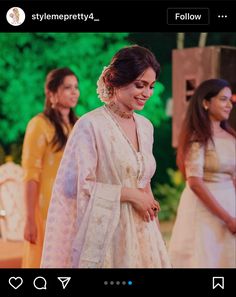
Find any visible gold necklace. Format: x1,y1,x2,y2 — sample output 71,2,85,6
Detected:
107,101,133,119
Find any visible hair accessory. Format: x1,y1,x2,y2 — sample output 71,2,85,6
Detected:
96,66,113,103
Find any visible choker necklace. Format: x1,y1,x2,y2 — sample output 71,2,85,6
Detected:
107,101,133,119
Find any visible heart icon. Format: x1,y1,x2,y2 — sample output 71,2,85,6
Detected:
9,277,23,289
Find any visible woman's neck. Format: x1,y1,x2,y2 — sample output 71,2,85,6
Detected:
107,100,134,119
58,107,70,124
211,120,227,137
211,120,221,131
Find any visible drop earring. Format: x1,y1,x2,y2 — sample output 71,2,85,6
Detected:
51,98,57,109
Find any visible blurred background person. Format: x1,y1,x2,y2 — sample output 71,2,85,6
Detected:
21,67,79,268
169,79,236,268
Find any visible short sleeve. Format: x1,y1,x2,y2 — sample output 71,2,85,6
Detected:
185,142,204,178
22,116,48,182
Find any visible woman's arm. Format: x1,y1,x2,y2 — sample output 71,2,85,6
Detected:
188,176,236,234
24,180,39,243
145,183,161,227
121,185,159,222
0,178,15,185
22,116,47,244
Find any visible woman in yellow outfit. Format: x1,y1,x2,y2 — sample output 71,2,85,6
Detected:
21,67,79,267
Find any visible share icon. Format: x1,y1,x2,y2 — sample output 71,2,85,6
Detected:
57,277,71,289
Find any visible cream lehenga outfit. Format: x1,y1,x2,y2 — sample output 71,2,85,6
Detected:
41,106,171,268
169,131,236,268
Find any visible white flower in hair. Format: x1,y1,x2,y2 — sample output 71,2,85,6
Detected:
96,66,112,103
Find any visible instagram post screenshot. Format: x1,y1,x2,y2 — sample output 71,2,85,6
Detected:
0,0,235,295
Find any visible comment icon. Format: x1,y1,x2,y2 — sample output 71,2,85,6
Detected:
33,276,47,290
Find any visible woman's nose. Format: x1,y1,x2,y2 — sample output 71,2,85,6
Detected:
142,87,152,98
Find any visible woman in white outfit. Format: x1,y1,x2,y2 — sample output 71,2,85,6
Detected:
41,45,171,268
169,78,236,268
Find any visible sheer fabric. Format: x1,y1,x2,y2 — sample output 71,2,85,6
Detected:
41,106,171,268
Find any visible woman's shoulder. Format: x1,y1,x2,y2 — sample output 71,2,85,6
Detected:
28,113,49,125
26,113,52,131
77,106,105,124
71,106,104,132
213,129,236,141
134,113,153,129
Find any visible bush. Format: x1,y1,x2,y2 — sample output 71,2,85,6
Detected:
153,168,185,221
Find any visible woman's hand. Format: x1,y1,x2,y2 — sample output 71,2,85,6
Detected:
23,180,39,244
24,218,37,244
225,216,236,234
121,186,159,222
140,184,160,222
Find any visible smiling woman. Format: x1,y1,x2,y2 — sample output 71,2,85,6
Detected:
41,45,171,268
169,78,236,268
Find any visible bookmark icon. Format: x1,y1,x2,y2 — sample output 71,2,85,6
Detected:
57,277,71,289
212,276,224,289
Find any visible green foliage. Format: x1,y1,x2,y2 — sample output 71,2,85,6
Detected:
153,168,185,221
152,118,176,184
0,33,127,145
0,33,166,149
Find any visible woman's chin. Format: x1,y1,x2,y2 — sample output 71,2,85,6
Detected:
134,104,145,111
